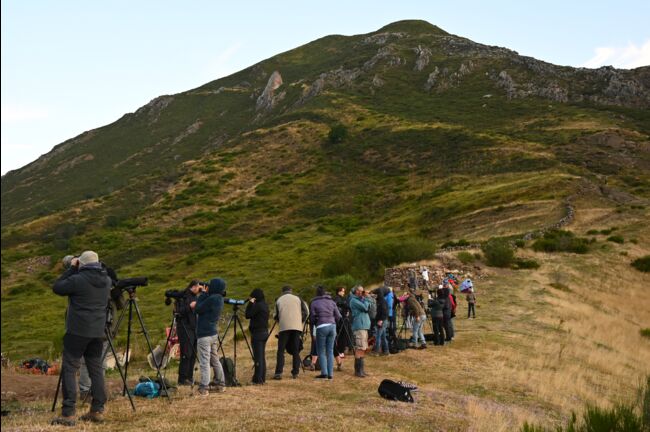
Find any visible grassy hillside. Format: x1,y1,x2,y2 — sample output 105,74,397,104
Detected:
2,203,649,430
1,19,649,367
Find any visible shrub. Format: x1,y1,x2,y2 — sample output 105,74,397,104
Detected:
532,230,589,254
521,402,645,431
587,229,599,235
320,274,360,290
322,237,434,282
514,239,526,248
640,328,650,339
481,238,515,268
457,251,475,264
327,123,348,143
631,255,650,273
441,239,470,248
607,235,625,244
513,258,541,270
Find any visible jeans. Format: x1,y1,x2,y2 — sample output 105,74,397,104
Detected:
197,334,225,389
61,333,106,416
177,324,197,384
373,323,388,353
275,330,302,376
468,303,476,318
251,331,268,384
316,324,336,377
79,341,108,393
411,315,426,346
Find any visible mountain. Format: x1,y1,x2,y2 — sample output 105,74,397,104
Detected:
1,20,649,360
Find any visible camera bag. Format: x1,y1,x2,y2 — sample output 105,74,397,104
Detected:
378,379,414,403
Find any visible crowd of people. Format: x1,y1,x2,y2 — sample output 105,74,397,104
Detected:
49,250,477,426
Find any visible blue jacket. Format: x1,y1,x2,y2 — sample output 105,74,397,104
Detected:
385,291,395,318
349,295,370,331
195,278,225,338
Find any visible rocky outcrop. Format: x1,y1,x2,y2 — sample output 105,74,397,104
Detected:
364,45,405,69
256,71,285,111
413,45,431,71
494,70,568,102
424,61,474,91
363,32,406,45
135,95,174,124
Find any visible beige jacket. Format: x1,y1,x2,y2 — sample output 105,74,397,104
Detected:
275,293,308,332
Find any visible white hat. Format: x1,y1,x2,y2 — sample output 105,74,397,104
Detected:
78,251,99,265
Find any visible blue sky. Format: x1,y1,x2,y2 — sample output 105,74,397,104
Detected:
2,0,649,175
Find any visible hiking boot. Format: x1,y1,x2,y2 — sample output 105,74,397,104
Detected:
336,363,343,371
327,376,333,380
418,344,427,350
307,364,315,371
78,390,89,401
314,374,328,379
177,379,193,386
273,374,282,380
368,351,379,357
213,385,225,393
197,388,209,396
80,411,104,423
291,373,299,379
380,352,389,356
51,416,76,426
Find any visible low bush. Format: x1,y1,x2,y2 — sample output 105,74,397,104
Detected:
607,235,625,244
631,255,650,273
532,230,589,254
640,328,650,339
322,237,434,282
441,239,470,248
521,402,645,432
481,237,515,268
514,239,526,248
327,123,348,143
513,258,540,270
456,251,475,264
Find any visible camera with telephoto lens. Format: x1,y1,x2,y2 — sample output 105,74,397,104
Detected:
224,298,247,306
164,289,184,306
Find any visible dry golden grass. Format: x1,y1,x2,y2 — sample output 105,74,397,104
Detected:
2,202,649,431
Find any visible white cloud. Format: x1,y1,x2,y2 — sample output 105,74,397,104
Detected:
582,40,650,69
207,42,244,79
1,104,49,122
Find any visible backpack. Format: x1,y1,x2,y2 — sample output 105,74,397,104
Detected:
388,334,400,354
378,379,414,403
367,296,377,320
220,357,239,387
134,380,159,398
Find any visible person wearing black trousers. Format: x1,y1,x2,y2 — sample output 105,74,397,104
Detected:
176,280,202,385
429,293,445,346
245,288,269,384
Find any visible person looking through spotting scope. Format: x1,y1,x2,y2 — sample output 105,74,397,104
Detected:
245,288,269,384
51,251,111,426
273,285,308,380
195,278,226,395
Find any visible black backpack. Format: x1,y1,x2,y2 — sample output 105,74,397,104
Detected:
378,379,414,403
219,357,239,387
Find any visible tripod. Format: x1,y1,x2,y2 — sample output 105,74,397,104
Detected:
216,303,254,386
335,315,355,354
160,312,198,385
110,285,171,402
51,315,135,412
